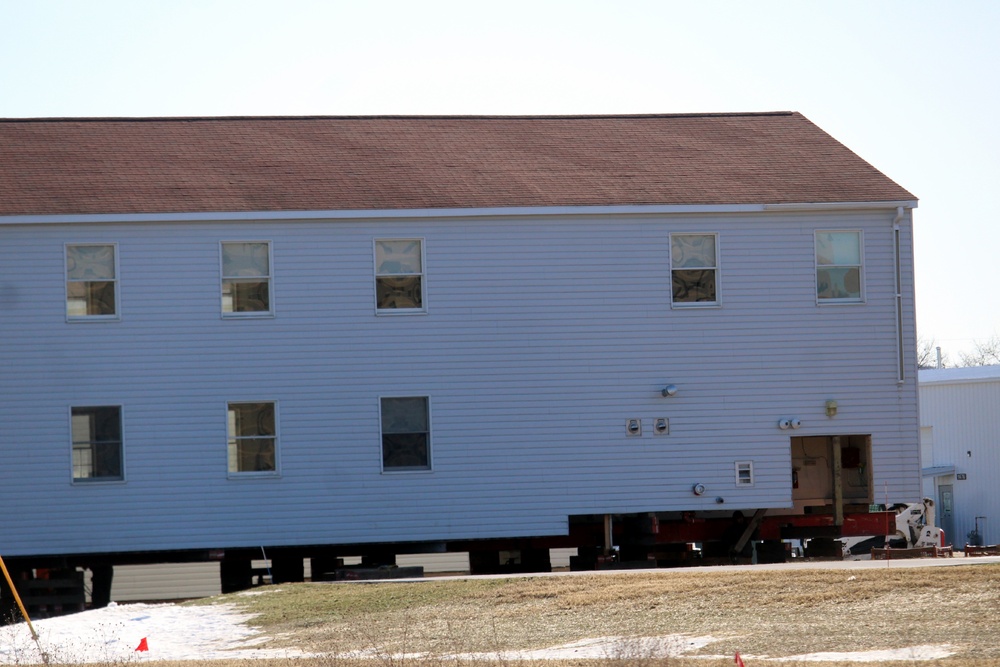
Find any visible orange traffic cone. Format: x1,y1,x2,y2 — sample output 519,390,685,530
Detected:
135,637,149,652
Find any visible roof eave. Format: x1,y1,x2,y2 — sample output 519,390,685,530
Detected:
763,200,918,211
0,200,919,226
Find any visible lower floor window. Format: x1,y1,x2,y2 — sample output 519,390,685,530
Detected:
381,396,430,471
227,402,277,474
72,406,123,481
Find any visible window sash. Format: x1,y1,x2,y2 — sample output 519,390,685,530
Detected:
66,244,117,318
222,279,271,313
672,269,717,304
376,275,423,309
382,432,430,470
229,437,277,473
67,281,116,317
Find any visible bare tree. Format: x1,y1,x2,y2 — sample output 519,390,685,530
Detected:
917,337,949,369
958,334,1000,367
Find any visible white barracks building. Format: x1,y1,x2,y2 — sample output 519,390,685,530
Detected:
0,113,919,603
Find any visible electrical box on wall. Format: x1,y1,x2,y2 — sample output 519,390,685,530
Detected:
626,419,641,436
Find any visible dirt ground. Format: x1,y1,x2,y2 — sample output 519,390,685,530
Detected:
213,554,1000,665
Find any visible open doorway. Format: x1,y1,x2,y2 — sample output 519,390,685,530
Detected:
791,435,873,512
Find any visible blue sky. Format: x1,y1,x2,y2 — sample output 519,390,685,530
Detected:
2,0,997,361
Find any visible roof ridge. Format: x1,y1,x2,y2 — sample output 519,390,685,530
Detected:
0,112,798,123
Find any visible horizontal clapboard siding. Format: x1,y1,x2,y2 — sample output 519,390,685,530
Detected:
0,209,920,556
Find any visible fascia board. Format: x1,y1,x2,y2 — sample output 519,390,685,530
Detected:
763,200,918,211
0,204,761,225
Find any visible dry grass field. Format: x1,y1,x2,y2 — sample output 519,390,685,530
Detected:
176,562,1000,667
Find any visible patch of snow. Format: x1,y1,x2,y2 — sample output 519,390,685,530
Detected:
0,602,306,664
776,644,956,662
494,635,718,660
343,636,719,661
236,589,282,597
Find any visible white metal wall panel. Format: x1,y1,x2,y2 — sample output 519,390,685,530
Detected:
0,209,920,557
110,563,221,601
107,549,578,602
919,370,1000,545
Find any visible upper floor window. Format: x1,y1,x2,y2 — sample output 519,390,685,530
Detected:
71,406,123,482
375,239,424,312
66,244,117,319
670,234,718,305
816,231,863,302
221,242,272,315
380,396,431,471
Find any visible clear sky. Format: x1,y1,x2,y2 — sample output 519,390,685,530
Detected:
2,0,997,360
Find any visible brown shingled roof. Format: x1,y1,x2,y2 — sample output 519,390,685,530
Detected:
0,113,914,217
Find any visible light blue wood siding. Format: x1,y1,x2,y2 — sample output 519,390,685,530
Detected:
0,209,920,556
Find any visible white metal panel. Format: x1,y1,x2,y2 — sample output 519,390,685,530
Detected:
111,563,221,601
106,547,579,602
919,369,1000,546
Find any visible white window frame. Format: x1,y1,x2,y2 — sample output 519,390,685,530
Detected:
735,461,755,487
815,230,865,304
669,233,720,307
374,238,426,314
226,401,280,478
379,395,432,473
70,404,125,484
65,243,120,321
220,241,274,317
